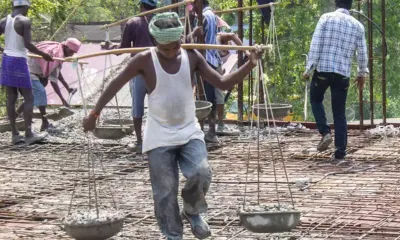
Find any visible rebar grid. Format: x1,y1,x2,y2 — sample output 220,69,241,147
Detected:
1,130,400,239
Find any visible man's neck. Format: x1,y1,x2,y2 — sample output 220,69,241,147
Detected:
335,8,350,14
12,10,25,17
156,48,181,62
336,5,350,10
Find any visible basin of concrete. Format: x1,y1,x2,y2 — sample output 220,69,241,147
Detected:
239,207,300,233
196,100,212,121
103,119,134,135
64,216,124,240
0,119,25,133
252,103,292,120
33,107,74,121
93,125,131,140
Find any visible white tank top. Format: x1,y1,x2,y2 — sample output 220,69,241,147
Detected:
4,15,28,59
142,48,204,153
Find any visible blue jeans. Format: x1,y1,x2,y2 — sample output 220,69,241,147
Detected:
147,139,212,240
129,75,147,118
310,71,349,159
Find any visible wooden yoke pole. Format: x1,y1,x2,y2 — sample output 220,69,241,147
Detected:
66,44,266,61
101,0,195,29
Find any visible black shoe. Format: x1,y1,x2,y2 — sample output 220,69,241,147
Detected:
317,133,333,152
182,211,211,239
333,156,353,166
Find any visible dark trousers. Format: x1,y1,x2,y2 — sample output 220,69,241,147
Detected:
203,64,222,111
310,71,349,159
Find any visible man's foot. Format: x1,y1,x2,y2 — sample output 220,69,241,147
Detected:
205,132,219,144
128,143,142,154
40,123,58,132
216,123,240,136
317,133,333,152
25,132,48,145
217,123,225,132
16,113,24,119
69,88,78,95
12,134,25,145
182,211,211,239
333,156,353,166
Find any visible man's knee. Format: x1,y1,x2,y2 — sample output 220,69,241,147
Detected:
153,180,179,202
310,91,323,103
6,87,17,102
332,111,346,122
20,89,33,102
7,94,18,104
189,161,212,184
200,165,212,184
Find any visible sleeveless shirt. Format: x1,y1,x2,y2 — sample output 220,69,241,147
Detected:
142,48,205,153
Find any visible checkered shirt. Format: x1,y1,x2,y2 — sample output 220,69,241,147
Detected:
306,9,369,78
203,7,221,68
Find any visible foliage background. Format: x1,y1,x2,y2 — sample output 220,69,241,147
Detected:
0,0,399,122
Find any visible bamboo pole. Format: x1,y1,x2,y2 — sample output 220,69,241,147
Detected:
179,2,280,21
100,0,195,30
0,52,88,64
214,2,279,15
64,44,266,61
26,54,89,64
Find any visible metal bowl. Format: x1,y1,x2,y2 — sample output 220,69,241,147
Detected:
33,107,74,121
103,119,134,135
64,218,124,240
239,210,301,233
252,103,292,120
195,100,213,120
0,119,25,133
50,107,75,121
93,126,131,140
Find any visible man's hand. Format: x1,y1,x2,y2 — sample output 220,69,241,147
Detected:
192,26,203,39
105,40,112,48
303,72,310,80
356,76,366,90
249,45,264,66
83,114,97,132
42,53,53,62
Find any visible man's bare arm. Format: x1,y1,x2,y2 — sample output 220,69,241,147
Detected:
194,49,258,91
50,81,69,106
58,72,70,90
21,18,52,61
221,33,250,56
222,33,242,46
91,53,144,114
0,18,6,52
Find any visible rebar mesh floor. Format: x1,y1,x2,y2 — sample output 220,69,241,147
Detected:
1,130,400,239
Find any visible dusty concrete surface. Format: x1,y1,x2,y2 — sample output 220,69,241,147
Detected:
1,111,400,239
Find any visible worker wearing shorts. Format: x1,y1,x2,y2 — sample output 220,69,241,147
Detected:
129,74,148,153
116,0,158,154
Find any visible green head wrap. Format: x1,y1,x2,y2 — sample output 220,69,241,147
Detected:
149,12,184,44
